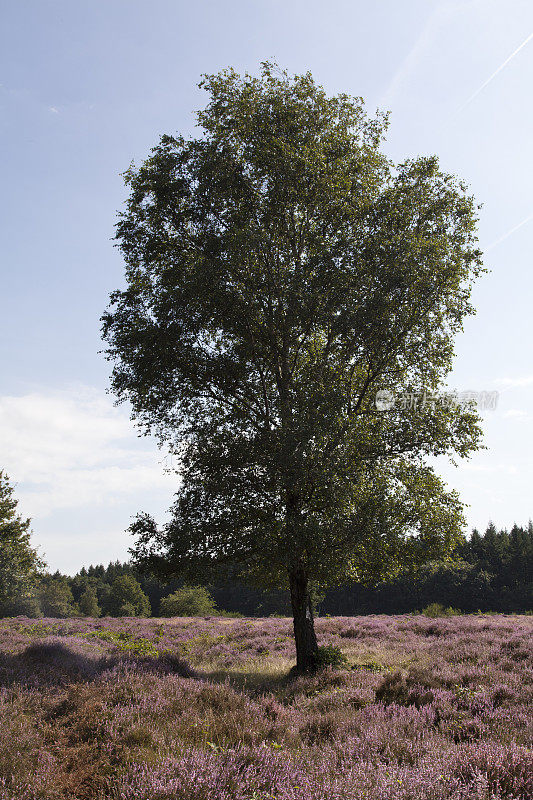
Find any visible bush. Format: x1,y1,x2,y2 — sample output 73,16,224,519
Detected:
1,594,42,618
315,644,348,670
422,602,459,618
106,576,151,617
159,586,218,617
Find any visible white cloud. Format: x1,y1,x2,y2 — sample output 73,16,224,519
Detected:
0,385,177,518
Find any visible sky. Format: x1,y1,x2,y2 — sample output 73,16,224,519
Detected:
1,0,533,573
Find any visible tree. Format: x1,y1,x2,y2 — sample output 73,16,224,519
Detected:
106,575,151,617
0,471,45,617
78,586,101,617
102,64,484,672
39,577,77,618
159,585,217,616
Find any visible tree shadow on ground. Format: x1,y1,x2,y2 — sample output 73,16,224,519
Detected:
201,662,302,696
0,639,196,688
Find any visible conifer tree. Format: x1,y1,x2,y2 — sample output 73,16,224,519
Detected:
0,471,44,616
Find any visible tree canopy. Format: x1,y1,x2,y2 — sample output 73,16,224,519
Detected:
107,575,151,617
39,576,76,618
78,586,101,617
0,471,44,616
102,64,484,671
159,585,218,617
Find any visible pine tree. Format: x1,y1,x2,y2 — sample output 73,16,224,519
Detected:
0,471,45,616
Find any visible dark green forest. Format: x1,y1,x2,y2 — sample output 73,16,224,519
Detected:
11,523,532,618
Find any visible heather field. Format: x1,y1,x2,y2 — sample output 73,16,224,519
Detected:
0,615,531,800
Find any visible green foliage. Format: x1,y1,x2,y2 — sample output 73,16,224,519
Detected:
118,602,137,616
107,575,151,617
78,586,101,617
7,594,42,618
86,628,159,657
351,660,384,673
329,523,533,616
39,578,77,618
315,644,348,670
102,63,484,668
14,621,63,637
28,513,531,620
421,602,460,618
177,632,226,660
0,471,45,617
159,585,218,616
104,64,483,586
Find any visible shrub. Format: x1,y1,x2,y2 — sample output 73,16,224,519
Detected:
18,640,100,682
452,742,533,798
159,586,218,617
1,593,42,618
422,602,459,618
86,628,160,657
315,644,348,670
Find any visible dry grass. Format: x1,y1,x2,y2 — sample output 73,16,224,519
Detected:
0,614,531,799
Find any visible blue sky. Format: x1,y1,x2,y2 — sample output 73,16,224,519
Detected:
1,0,533,573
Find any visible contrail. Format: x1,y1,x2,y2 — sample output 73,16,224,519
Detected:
486,210,533,251
458,31,533,112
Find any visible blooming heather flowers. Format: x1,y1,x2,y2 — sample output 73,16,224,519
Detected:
0,614,531,798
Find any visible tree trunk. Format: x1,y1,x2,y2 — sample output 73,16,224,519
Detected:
289,564,319,673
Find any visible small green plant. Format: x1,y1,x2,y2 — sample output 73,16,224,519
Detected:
315,644,348,669
16,621,60,637
177,632,225,657
123,726,154,748
422,602,459,618
351,660,384,673
85,628,160,657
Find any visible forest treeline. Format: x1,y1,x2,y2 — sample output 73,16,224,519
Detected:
6,522,532,618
